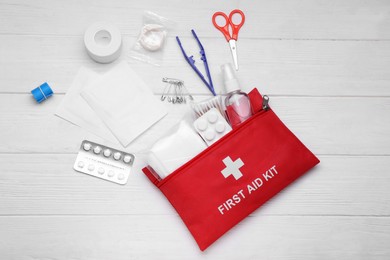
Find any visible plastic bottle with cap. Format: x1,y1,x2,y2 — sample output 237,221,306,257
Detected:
221,63,252,128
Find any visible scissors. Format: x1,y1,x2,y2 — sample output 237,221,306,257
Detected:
212,9,245,70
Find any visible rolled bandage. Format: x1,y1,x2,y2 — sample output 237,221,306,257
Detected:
139,24,166,51
31,82,53,103
84,22,122,63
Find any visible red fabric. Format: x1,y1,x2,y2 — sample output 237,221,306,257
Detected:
142,89,319,250
248,87,264,113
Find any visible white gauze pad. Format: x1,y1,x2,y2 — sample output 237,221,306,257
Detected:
147,121,207,179
81,62,167,147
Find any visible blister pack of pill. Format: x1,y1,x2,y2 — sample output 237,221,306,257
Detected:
73,140,135,185
193,108,232,146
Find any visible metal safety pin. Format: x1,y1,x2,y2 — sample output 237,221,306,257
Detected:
161,83,172,101
161,78,194,104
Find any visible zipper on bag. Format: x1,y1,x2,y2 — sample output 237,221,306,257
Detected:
262,95,270,110
157,95,271,187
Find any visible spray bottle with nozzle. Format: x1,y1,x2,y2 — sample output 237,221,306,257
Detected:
221,63,252,128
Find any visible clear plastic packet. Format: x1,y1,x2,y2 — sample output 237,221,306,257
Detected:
129,11,176,66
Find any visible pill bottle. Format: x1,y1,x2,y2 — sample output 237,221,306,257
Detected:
221,63,252,128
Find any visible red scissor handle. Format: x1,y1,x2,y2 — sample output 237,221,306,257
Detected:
229,9,245,40
212,11,231,41
212,9,245,41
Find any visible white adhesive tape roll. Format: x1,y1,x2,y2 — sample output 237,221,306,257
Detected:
84,22,122,64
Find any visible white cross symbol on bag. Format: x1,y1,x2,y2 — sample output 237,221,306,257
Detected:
221,156,244,180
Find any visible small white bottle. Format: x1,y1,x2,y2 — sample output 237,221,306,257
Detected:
221,63,252,128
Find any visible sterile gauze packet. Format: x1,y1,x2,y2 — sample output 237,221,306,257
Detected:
145,120,207,180
129,11,176,66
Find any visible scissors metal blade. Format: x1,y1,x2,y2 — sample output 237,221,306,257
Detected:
229,40,239,70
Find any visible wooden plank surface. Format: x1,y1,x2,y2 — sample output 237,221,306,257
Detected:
1,36,390,96
1,0,390,40
0,216,389,260
1,0,390,258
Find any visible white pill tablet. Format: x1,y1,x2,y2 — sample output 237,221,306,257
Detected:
113,152,121,160
98,167,105,175
123,155,132,163
207,111,218,123
204,129,216,141
215,121,226,133
103,149,111,157
108,171,115,177
83,143,92,151
118,173,125,180
196,119,208,131
88,164,95,171
93,146,102,154
77,161,85,168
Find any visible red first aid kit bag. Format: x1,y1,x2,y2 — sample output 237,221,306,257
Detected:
142,88,319,251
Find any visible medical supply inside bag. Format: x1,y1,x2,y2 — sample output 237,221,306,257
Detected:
222,63,252,128
142,88,319,250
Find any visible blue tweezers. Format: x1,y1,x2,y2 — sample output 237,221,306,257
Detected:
176,29,216,96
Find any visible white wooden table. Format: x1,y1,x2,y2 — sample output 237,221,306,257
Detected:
1,0,390,259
